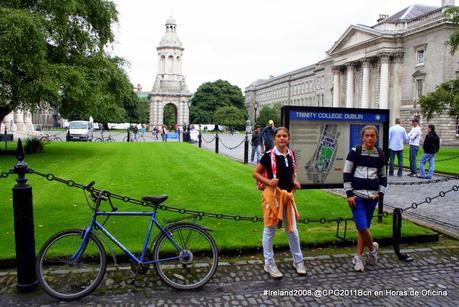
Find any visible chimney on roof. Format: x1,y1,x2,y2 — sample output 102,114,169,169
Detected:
441,0,455,7
134,83,142,92
377,14,389,22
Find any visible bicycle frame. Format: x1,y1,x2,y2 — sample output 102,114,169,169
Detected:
80,209,185,265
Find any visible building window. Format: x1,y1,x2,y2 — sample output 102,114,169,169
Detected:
415,79,423,99
416,49,424,65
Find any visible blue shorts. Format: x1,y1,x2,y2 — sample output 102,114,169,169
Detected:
351,197,378,231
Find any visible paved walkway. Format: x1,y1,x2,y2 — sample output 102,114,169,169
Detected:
1,246,458,306
197,133,459,239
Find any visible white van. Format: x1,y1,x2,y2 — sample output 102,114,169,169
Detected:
67,121,94,141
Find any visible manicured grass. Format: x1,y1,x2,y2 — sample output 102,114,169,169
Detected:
0,142,434,259
399,146,459,174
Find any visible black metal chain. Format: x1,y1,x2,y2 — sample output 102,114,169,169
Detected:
388,175,459,186
403,155,459,162
27,168,380,225
201,134,216,143
0,169,13,179
218,137,246,150
401,182,459,212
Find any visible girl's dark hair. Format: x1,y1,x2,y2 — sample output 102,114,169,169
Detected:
274,127,290,137
360,125,379,138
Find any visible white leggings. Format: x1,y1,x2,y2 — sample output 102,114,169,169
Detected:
262,208,303,265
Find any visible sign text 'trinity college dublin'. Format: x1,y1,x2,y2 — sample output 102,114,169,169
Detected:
290,111,386,122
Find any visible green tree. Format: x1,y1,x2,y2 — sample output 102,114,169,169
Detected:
214,106,246,130
163,104,177,127
419,79,459,120
190,79,245,123
256,103,282,127
445,6,459,55
418,7,459,119
124,95,149,124
0,1,135,123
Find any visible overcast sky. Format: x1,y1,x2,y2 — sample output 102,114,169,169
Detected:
112,0,445,93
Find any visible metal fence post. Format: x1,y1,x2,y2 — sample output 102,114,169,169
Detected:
377,195,383,223
12,139,38,291
392,208,413,262
244,132,249,164
215,132,219,154
198,131,202,148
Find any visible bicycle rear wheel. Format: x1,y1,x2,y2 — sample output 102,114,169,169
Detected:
95,138,104,142
153,223,218,290
36,229,106,301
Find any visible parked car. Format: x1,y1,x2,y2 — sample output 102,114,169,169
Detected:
67,121,94,142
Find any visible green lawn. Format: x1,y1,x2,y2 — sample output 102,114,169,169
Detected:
400,146,459,174
0,142,434,259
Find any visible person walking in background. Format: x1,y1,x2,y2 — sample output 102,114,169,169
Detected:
407,119,422,177
251,125,262,163
419,124,440,179
132,125,139,141
261,120,275,153
388,118,408,177
253,127,306,279
141,124,146,138
161,125,167,142
343,125,386,272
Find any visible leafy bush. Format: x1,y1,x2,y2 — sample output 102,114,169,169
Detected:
24,137,44,154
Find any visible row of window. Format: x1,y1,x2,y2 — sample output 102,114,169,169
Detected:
256,77,324,102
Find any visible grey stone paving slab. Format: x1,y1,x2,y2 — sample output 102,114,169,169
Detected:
1,247,458,306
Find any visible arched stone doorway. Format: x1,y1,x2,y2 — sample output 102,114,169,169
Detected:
163,103,177,128
148,98,191,129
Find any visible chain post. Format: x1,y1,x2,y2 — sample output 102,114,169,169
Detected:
198,131,202,148
127,127,130,142
244,132,249,164
215,132,219,154
12,139,38,291
377,194,383,223
392,208,413,262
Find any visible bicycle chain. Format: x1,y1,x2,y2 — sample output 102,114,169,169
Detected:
27,168,379,225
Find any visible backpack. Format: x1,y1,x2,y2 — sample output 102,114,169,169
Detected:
257,149,297,190
351,144,386,176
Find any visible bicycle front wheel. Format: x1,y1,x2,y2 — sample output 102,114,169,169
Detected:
153,223,218,290
36,229,107,301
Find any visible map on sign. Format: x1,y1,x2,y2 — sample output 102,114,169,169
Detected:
283,106,389,188
305,124,340,184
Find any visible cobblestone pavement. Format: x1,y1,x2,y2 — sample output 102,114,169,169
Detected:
1,246,458,306
197,134,459,238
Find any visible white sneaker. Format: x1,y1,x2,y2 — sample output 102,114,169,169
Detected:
366,242,379,265
292,261,306,275
264,262,283,279
353,255,364,272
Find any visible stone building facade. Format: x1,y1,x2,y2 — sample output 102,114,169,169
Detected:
148,17,192,128
246,0,459,144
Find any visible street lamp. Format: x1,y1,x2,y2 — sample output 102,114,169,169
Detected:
253,101,259,126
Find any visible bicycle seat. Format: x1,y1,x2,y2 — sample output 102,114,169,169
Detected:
142,195,168,205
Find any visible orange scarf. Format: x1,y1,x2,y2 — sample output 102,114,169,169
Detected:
262,186,299,232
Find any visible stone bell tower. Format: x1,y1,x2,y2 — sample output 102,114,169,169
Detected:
149,17,192,127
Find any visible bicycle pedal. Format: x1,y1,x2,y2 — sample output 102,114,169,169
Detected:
130,262,149,275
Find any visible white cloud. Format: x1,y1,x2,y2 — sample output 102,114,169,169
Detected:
112,0,444,92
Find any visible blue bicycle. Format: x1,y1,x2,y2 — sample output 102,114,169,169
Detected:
35,182,219,300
